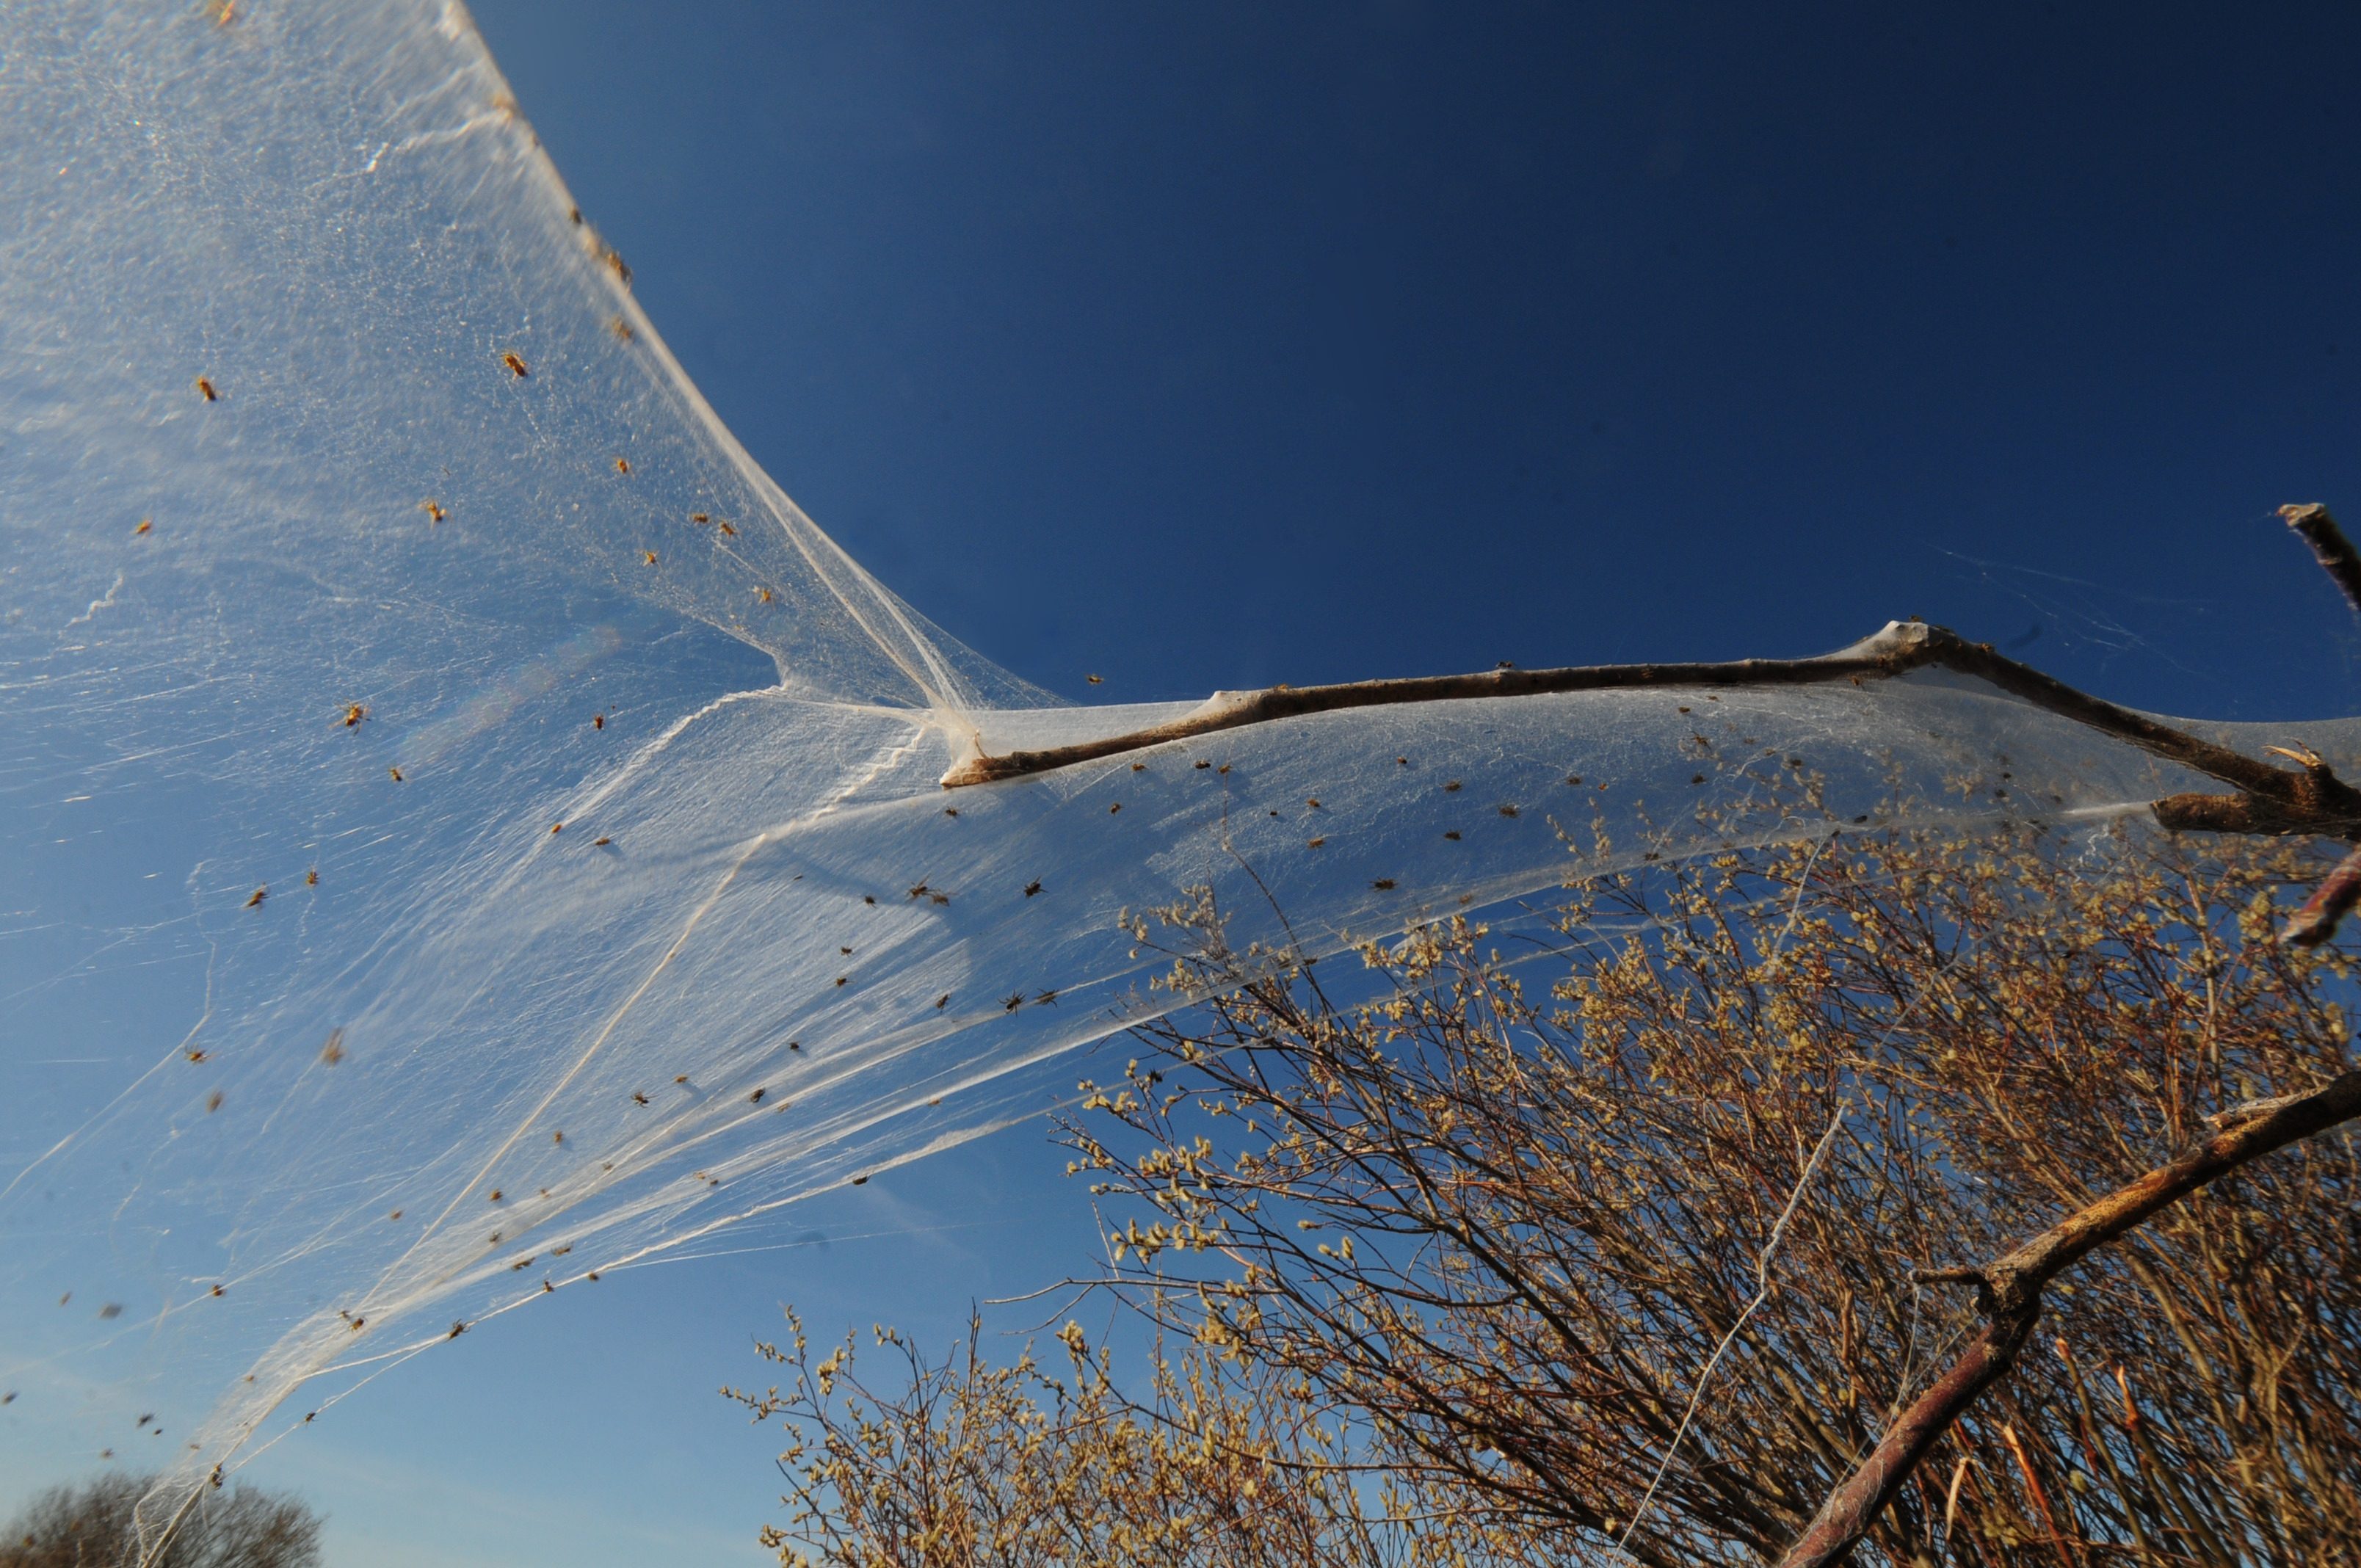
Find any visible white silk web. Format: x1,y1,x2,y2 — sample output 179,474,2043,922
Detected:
0,0,2351,1543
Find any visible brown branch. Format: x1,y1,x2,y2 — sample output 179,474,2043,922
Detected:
1774,1067,2361,1568
1997,1420,2077,1568
2280,843,2361,946
943,622,1930,786
2282,504,2361,616
944,622,2354,830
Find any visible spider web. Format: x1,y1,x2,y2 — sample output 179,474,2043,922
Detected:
0,0,2351,1545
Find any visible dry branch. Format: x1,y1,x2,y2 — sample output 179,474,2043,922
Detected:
942,621,1934,786
943,620,2361,843
2283,503,2361,616
2280,843,2361,946
1775,1067,2361,1568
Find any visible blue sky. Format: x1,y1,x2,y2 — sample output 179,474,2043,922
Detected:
470,0,2361,719
17,4,2361,1561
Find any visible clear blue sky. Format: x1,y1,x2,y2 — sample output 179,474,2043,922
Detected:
22,4,2361,1561
468,0,2361,720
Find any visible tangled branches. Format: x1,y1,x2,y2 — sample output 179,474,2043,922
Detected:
1056,827,2361,1566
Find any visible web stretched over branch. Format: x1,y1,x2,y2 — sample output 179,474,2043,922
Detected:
0,0,2351,1537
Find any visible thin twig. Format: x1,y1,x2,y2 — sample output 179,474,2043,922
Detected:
1938,1454,1970,1562
1998,1418,2078,1568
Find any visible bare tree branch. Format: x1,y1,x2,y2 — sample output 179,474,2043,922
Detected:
2280,843,2361,946
943,620,1933,786
944,622,2361,842
1774,1067,2361,1568
2282,503,2361,615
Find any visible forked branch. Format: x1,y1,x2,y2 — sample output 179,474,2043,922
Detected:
946,555,2361,849
1774,1068,2361,1568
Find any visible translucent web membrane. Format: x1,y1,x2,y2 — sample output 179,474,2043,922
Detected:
0,0,2353,1543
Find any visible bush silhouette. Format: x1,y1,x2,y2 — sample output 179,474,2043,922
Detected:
1,1473,321,1568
